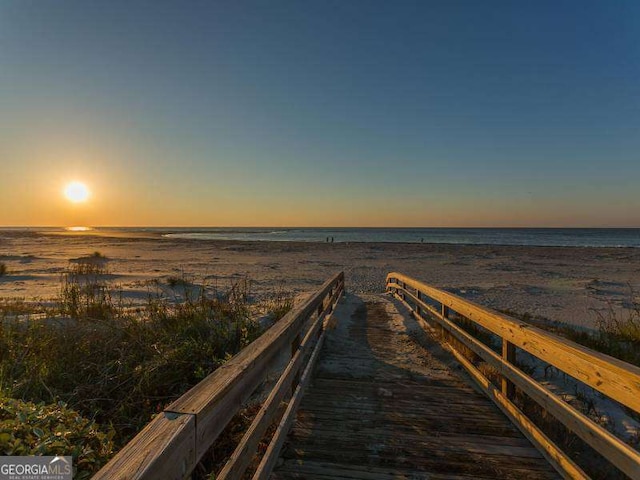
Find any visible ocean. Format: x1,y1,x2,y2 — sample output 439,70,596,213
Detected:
154,227,640,248
3,227,637,248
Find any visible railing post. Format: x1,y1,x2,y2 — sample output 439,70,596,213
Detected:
327,290,335,313
440,303,449,341
291,333,301,396
502,339,516,399
415,290,421,317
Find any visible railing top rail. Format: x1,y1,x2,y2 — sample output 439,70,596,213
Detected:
387,271,640,479
386,271,640,413
168,271,344,415
95,271,345,480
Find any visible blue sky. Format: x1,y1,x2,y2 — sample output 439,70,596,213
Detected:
1,1,639,226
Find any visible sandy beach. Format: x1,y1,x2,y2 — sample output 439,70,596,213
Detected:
1,229,639,329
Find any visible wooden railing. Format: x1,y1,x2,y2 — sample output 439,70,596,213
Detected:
386,272,640,480
95,272,345,480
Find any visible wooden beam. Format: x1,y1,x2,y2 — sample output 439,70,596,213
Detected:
387,272,640,414
446,345,589,480
95,272,344,479
216,285,342,480
167,273,343,462
253,327,328,480
396,285,640,479
92,412,196,480
502,339,516,400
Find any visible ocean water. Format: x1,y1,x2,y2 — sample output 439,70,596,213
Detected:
2,227,637,248
158,227,640,248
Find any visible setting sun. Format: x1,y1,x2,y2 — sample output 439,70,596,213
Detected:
64,181,90,203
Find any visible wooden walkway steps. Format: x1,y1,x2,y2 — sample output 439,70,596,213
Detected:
271,294,560,480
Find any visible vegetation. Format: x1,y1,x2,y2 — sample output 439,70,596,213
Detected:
0,262,7,276
0,397,114,480
260,286,295,324
0,258,293,478
499,294,640,368
167,275,189,288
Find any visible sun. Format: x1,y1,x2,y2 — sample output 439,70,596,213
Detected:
64,181,90,203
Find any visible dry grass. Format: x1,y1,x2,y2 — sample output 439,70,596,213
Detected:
0,259,293,478
500,289,640,369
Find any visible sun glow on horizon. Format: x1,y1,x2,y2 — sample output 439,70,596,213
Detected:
65,226,93,231
63,181,90,203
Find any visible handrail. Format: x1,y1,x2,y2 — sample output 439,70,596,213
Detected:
95,272,345,480
386,272,640,480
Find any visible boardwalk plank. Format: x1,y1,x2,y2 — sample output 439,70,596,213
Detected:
269,294,560,480
275,459,560,480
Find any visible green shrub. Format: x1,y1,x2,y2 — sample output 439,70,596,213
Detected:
167,275,189,288
0,396,115,479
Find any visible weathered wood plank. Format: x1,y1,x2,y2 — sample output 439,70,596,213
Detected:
387,272,640,414
95,272,344,479
272,296,560,480
445,342,588,480
294,412,522,437
281,443,558,475
170,272,342,461
170,273,343,415
275,459,560,480
502,339,516,399
253,326,327,480
288,427,537,452
396,282,640,479
92,412,195,480
217,297,330,480
272,459,557,480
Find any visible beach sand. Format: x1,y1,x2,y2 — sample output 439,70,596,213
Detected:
1,229,639,328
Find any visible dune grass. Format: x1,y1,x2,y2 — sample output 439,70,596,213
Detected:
0,263,7,276
0,260,293,478
500,294,640,368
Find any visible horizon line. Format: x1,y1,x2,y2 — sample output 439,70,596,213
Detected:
1,225,640,230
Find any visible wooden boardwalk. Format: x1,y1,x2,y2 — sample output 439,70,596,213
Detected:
272,294,560,480
96,272,640,480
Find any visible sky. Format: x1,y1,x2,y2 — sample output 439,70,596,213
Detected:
1,0,639,227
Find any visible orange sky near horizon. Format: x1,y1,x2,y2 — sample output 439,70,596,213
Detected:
1,172,636,228
1,133,636,228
